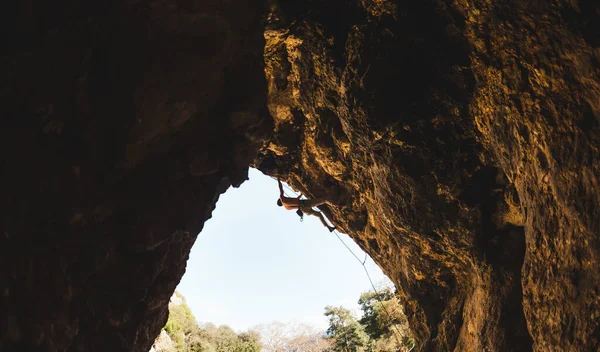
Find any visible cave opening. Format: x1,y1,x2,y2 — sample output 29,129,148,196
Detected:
174,168,391,332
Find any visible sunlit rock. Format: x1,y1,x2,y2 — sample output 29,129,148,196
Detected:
1,0,599,351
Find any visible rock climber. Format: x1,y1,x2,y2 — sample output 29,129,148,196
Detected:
276,179,336,232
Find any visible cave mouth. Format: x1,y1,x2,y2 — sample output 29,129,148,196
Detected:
174,168,391,331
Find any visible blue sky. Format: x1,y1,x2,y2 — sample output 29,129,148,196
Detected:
176,168,390,332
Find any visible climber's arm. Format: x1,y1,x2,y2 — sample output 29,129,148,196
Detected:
278,179,284,197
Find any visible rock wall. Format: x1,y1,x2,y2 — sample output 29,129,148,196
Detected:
1,0,598,351
0,1,270,351
257,0,599,351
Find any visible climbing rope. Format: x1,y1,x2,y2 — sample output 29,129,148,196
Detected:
269,176,295,197
274,180,382,294
271,177,412,351
331,229,410,351
282,183,297,197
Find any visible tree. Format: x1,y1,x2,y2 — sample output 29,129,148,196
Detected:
322,286,415,352
154,292,262,352
254,321,289,352
357,288,414,352
213,325,240,352
324,306,368,352
163,292,199,350
236,331,262,352
286,330,331,352
358,288,396,340
189,338,216,352
254,322,330,352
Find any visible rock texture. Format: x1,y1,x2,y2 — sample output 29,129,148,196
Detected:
0,1,270,351
258,0,599,351
1,0,599,351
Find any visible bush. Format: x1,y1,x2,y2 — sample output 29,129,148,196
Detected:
154,292,262,352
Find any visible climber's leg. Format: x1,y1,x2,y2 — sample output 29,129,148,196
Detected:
303,207,336,232
306,197,328,208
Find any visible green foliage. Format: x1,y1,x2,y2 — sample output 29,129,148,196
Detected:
155,292,262,352
164,318,181,335
324,287,415,352
358,289,395,340
324,306,368,352
236,331,263,352
158,289,415,352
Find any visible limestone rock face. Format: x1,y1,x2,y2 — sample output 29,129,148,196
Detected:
1,0,599,351
0,1,270,351
257,0,599,351
149,330,174,352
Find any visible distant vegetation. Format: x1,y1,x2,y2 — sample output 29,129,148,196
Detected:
323,287,415,352
150,292,261,352
153,286,413,352
255,287,414,352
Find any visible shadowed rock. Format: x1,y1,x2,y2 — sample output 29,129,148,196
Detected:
1,0,599,351
0,1,270,351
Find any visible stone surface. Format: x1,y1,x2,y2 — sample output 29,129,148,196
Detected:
258,0,599,351
1,0,599,351
0,1,270,351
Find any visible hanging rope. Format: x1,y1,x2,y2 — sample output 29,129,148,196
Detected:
331,228,411,351
270,175,413,351
281,181,298,198
269,176,295,196
272,177,295,198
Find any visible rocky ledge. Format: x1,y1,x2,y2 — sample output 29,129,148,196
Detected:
1,0,598,351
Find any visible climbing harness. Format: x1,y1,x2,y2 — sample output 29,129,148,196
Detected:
272,176,413,351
